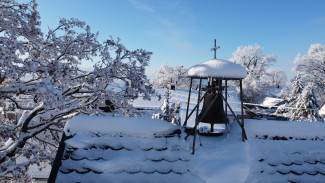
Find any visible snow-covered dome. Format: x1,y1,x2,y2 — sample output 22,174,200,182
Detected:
187,59,247,79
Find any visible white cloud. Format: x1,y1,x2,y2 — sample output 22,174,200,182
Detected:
128,0,154,13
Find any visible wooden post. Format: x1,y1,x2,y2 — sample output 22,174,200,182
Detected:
225,79,228,115
48,133,67,182
192,78,202,154
183,92,207,128
240,79,247,141
183,78,193,126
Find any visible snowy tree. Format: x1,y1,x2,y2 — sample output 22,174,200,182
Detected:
263,68,287,88
277,87,290,100
161,92,171,121
230,44,276,102
151,63,174,89
170,101,181,126
0,0,154,180
276,75,303,116
151,63,190,89
289,83,324,122
174,65,191,89
294,44,325,101
288,75,304,104
152,90,181,125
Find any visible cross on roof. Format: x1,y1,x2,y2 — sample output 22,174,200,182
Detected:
210,39,220,59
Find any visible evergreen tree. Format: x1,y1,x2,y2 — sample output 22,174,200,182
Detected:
294,44,325,101
289,83,324,122
276,75,304,115
288,75,304,104
152,90,181,125
161,90,171,121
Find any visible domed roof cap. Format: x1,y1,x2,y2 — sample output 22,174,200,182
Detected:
187,59,247,79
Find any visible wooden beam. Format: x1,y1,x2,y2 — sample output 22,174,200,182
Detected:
48,133,68,182
240,79,247,141
183,78,193,126
183,92,207,126
192,78,202,154
220,94,247,141
225,79,228,115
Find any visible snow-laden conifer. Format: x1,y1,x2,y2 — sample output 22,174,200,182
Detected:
289,83,324,122
294,44,325,101
152,90,181,125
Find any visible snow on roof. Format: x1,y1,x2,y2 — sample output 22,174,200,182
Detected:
51,114,325,182
64,115,180,138
245,119,325,182
55,116,203,183
187,59,247,79
261,97,286,108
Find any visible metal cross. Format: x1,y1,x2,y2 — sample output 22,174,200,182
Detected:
210,39,220,59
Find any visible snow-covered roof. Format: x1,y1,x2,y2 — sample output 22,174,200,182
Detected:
50,114,325,182
52,116,204,183
187,59,247,79
245,119,325,182
64,116,180,138
261,97,287,108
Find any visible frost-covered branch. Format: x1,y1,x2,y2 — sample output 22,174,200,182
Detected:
0,0,154,180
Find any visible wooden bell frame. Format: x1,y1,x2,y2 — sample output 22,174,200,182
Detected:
183,76,248,154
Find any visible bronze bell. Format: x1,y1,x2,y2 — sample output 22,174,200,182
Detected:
198,79,229,132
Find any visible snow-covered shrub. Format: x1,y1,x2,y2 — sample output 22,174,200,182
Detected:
170,101,181,126
161,98,171,121
152,90,181,125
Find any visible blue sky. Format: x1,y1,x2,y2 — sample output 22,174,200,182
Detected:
37,0,325,79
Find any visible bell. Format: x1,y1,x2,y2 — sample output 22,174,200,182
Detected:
198,80,229,132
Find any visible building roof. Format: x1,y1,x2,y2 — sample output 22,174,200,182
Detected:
261,97,287,108
50,116,204,183
245,119,325,182
187,59,247,79
50,115,325,182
